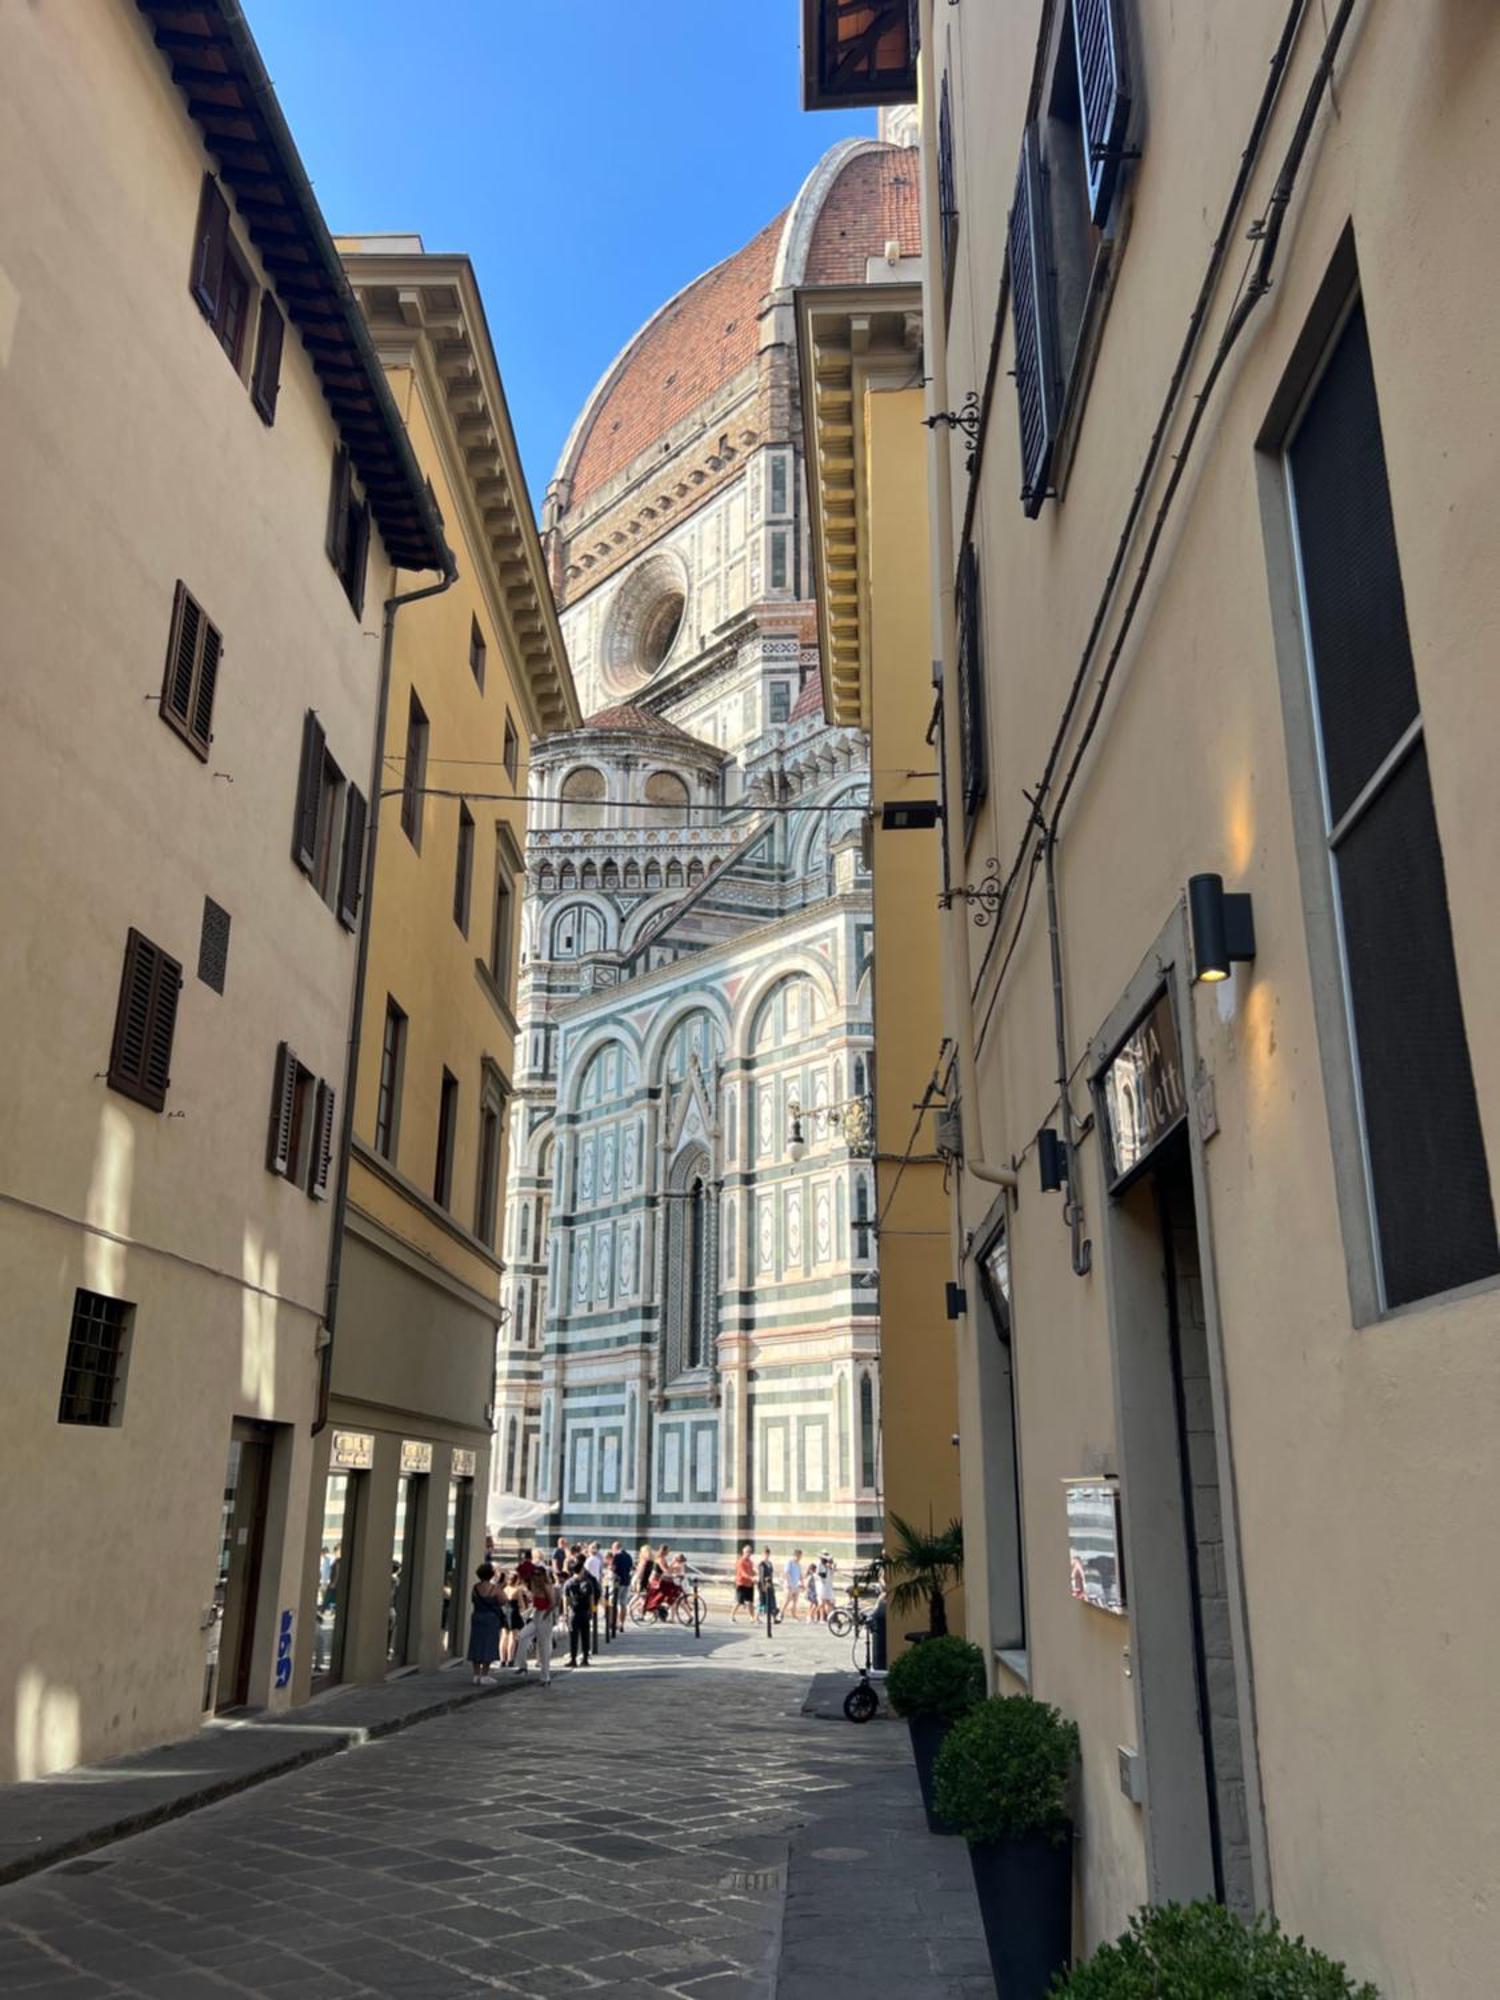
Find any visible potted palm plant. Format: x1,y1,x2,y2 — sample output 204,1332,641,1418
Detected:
886,1513,963,1639
1053,1900,1380,1997
933,1695,1077,1999
886,1635,986,1832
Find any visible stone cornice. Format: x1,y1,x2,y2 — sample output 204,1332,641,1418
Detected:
341,249,581,736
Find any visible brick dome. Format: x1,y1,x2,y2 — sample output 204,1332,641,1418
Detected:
556,139,921,517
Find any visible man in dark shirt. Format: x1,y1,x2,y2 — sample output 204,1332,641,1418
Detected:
607,1541,634,1638
564,1556,599,1667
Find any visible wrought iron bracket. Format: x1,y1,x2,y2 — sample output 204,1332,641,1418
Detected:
923,388,980,444
939,857,1003,926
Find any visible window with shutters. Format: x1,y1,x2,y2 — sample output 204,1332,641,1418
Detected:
434,1069,459,1210
375,998,406,1161
955,541,987,833
325,446,370,616
400,690,429,850
476,1063,507,1249
189,176,259,378
250,297,284,425
454,803,475,935
267,1043,335,1197
107,930,182,1113
938,71,960,309
468,616,486,690
160,582,222,760
58,1290,134,1428
1284,297,1497,1312
503,714,519,787
491,858,516,990
1008,0,1135,515
292,711,366,928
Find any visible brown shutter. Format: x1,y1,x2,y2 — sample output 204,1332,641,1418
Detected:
325,447,351,571
337,784,367,931
108,929,181,1112
267,1042,298,1175
292,711,325,875
190,176,229,321
163,582,200,728
190,620,221,752
250,297,284,425
311,1081,337,1198
346,499,370,618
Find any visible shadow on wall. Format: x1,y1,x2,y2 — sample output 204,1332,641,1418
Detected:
15,1668,81,1781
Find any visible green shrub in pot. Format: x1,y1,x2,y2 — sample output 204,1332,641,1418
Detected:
933,1695,1078,1846
887,1635,987,1724
1050,1900,1380,1998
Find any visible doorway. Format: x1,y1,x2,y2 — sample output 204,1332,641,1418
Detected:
443,1476,474,1656
314,1469,363,1686
388,1473,425,1668
211,1420,273,1713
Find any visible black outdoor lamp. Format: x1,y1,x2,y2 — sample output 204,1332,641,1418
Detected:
880,799,942,832
1037,1126,1068,1193
1188,873,1257,984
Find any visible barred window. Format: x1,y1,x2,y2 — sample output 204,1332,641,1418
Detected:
59,1290,133,1427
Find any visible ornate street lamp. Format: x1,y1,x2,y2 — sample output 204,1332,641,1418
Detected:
786,1093,872,1162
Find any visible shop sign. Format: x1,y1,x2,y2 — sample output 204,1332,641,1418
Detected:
330,1429,374,1471
400,1440,433,1475
451,1448,477,1479
1065,1477,1126,1616
1100,988,1187,1189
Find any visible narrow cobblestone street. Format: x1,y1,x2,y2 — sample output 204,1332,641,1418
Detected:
0,1624,988,1999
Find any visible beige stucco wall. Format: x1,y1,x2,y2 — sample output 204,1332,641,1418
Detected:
926,0,1500,1986
0,1,396,1774
863,386,964,1648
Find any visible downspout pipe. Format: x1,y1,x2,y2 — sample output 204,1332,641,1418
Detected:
1042,826,1091,1276
315,557,459,1433
918,0,1017,1200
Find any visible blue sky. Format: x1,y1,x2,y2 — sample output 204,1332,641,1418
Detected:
243,0,874,505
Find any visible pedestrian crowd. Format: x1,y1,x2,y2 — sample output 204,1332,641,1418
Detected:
463,1535,698,1687
732,1543,838,1623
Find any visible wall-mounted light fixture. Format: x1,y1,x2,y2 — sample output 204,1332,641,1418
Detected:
1188,874,1256,984
880,799,941,832
1038,1127,1068,1193
786,1093,872,1163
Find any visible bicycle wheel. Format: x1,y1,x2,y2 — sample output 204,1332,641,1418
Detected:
673,1591,697,1627
628,1593,648,1625
844,1680,879,1723
827,1608,852,1639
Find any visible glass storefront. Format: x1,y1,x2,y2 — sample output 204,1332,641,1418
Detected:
388,1473,424,1666
442,1476,473,1655
314,1471,354,1682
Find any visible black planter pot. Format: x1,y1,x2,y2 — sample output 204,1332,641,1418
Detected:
906,1713,954,1833
967,1829,1072,1999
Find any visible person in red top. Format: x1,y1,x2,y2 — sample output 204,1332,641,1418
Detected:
732,1544,756,1622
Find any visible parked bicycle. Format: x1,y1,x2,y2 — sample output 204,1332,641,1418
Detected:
628,1572,708,1628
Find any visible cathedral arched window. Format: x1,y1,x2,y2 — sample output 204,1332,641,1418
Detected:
643,769,691,828
687,859,704,887
667,860,684,888
859,1372,877,1490
551,903,605,959
602,859,619,889
504,1416,518,1493
560,765,607,829
559,861,577,890
645,859,662,890
624,860,641,890
664,1147,713,1379
581,860,598,888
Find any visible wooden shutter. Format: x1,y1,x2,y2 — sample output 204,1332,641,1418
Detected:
938,73,959,306
346,499,370,618
250,296,284,425
1008,125,1063,519
190,176,229,320
267,1042,298,1175
189,622,220,752
292,711,325,875
310,1081,337,1199
325,447,351,571
163,583,200,728
108,929,182,1112
956,542,988,824
337,784,367,931
1072,0,1132,225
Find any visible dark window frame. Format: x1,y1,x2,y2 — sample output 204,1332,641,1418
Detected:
938,69,960,310
250,295,284,425
374,998,406,1162
400,690,428,850
503,714,519,787
160,581,222,760
325,446,370,616
453,802,475,935
434,1068,459,1210
469,615,486,691
490,848,516,990
956,539,988,835
58,1289,134,1428
107,929,183,1113
475,1061,508,1249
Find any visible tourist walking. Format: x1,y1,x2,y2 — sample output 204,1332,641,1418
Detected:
757,1546,779,1623
816,1551,836,1622
465,1563,504,1685
565,1556,600,1667
732,1543,756,1622
498,1568,525,1668
512,1561,559,1685
607,1541,634,1638
783,1548,805,1621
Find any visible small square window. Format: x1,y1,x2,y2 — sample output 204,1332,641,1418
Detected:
59,1290,133,1427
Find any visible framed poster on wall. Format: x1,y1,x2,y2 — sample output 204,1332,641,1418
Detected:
1064,1477,1126,1615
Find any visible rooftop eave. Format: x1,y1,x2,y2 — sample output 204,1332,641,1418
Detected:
137,0,448,576
800,0,919,112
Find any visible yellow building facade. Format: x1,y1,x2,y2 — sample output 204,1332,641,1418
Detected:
797,284,962,1649
294,244,577,1693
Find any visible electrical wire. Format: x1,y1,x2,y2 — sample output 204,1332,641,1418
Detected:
379,785,875,817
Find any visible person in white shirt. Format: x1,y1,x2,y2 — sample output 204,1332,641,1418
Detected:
815,1551,836,1623
783,1549,805,1621
584,1542,605,1586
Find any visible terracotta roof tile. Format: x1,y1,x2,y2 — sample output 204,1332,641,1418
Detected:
583,703,703,742
789,675,825,724
570,214,785,507
803,146,922,284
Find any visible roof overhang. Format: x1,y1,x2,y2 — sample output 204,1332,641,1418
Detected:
800,0,919,111
136,1,449,576
340,249,581,736
795,283,924,732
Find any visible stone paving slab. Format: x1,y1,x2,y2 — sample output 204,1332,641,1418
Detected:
0,1668,531,1889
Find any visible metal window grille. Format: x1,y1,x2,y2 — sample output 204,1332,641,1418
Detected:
197,897,231,993
59,1290,132,1426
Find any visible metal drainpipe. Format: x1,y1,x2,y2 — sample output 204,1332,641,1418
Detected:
918,0,1016,1200
1042,827,1091,1276
314,556,459,1433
